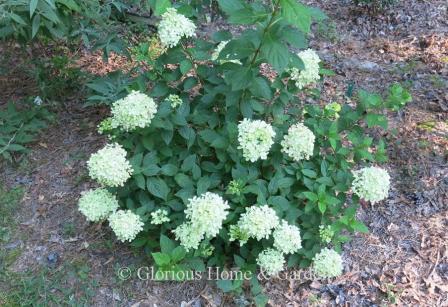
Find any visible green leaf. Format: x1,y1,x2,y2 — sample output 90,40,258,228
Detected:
196,176,211,195
260,34,289,72
160,234,176,254
161,164,178,176
318,201,327,213
30,0,39,18
365,114,388,129
254,294,269,307
152,252,171,266
303,191,318,203
250,77,272,100
134,174,146,189
216,279,235,292
280,0,312,33
180,60,192,75
147,178,169,200
302,169,317,178
171,246,186,262
153,0,171,16
31,14,41,38
351,220,369,233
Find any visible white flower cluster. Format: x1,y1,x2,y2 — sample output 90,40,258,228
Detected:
78,188,119,222
237,205,279,242
281,123,315,162
312,248,343,278
319,225,334,244
174,192,229,251
257,248,285,276
237,119,276,162
110,91,158,132
352,166,390,204
108,210,144,242
151,209,170,225
158,8,196,48
289,49,321,89
273,221,302,254
165,94,183,108
211,40,241,64
87,143,133,187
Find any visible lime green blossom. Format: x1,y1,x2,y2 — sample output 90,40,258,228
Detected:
150,209,170,225
273,221,302,254
166,94,183,108
313,248,343,278
257,248,285,276
108,210,144,242
158,8,196,48
228,225,250,245
352,166,390,204
227,179,244,196
281,123,315,162
238,119,275,162
78,188,119,222
87,143,133,187
110,91,157,131
319,225,334,244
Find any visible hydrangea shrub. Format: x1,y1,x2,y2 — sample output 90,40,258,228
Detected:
78,0,411,300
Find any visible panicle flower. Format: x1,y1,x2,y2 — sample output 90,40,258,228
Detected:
273,221,302,254
108,210,144,242
319,225,334,244
228,225,250,245
237,205,279,241
110,91,157,131
313,248,343,278
78,188,119,222
87,143,133,187
158,8,196,48
289,49,321,89
281,123,315,162
173,222,204,252
257,248,285,276
151,209,170,225
165,94,183,108
227,179,244,196
352,166,390,204
185,192,229,238
238,119,276,162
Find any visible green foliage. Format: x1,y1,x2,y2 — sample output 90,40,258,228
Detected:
98,0,411,274
0,101,52,162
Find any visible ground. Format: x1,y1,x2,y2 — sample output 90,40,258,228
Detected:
0,0,447,306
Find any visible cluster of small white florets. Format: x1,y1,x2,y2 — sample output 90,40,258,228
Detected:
319,225,334,244
281,123,315,162
351,166,390,204
273,221,302,254
174,192,229,251
150,209,170,225
78,188,119,222
256,248,285,276
312,248,343,278
165,94,183,108
289,49,321,89
237,119,276,162
108,210,144,242
236,205,279,243
211,40,242,64
87,143,133,187
110,91,158,131
157,8,196,48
